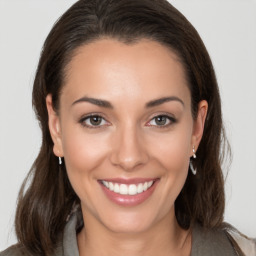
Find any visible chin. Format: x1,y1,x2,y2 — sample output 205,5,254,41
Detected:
97,206,167,235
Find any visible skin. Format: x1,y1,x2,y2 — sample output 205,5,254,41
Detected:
46,39,208,256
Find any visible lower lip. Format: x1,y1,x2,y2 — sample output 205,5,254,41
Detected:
99,180,159,207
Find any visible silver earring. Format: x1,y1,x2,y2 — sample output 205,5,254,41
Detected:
190,161,197,175
192,146,196,159
190,146,197,175
59,157,62,165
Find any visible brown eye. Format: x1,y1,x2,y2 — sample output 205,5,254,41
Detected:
155,116,168,126
81,115,108,128
147,115,176,127
89,116,102,126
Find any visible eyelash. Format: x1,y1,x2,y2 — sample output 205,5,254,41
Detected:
79,114,176,129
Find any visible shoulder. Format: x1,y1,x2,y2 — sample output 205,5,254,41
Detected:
0,244,27,256
228,228,256,256
0,243,63,256
192,223,256,256
0,209,81,256
191,223,237,256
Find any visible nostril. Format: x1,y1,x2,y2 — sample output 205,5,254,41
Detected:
110,153,149,171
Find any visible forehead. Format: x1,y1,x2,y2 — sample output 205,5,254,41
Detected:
62,39,190,106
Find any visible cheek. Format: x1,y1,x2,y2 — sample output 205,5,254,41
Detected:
60,125,112,206
147,124,192,194
149,127,192,169
61,125,110,178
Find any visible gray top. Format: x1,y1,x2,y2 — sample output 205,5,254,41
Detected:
0,211,238,256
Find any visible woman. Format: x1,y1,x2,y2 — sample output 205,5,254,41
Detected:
0,0,254,255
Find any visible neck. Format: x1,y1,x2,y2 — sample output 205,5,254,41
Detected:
77,209,191,256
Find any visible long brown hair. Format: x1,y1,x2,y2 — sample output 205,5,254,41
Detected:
15,0,229,254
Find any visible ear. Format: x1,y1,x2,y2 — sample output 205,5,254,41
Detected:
46,94,64,158
190,100,208,156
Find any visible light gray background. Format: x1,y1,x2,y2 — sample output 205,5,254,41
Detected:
0,0,255,251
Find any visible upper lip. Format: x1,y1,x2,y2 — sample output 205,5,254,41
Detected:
98,178,159,185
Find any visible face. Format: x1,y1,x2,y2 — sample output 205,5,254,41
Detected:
47,39,207,234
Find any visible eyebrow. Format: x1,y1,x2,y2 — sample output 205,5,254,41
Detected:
72,97,113,108
146,96,184,108
72,96,184,109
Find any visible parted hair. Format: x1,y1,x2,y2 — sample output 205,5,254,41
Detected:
15,0,229,255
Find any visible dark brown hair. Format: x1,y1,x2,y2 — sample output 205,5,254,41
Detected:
15,0,229,254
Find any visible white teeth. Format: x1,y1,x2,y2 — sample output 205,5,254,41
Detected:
137,183,143,193
109,182,114,191
102,180,109,188
143,182,148,191
147,180,153,188
114,183,119,193
119,184,128,195
101,180,155,195
128,184,137,195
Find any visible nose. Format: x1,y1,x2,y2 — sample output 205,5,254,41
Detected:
110,125,149,171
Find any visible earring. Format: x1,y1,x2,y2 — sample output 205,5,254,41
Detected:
190,161,197,175
192,146,196,159
190,146,197,175
59,157,62,165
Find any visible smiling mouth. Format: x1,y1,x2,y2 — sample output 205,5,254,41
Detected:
100,180,155,196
